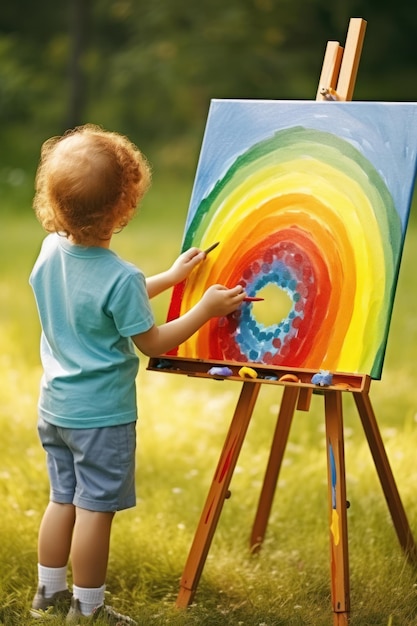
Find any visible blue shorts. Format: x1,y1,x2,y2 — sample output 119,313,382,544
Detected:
38,417,137,512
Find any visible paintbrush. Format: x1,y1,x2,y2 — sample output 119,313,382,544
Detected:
243,297,264,302
203,241,220,255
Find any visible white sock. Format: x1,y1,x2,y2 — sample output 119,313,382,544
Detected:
37,564,68,597
72,584,106,616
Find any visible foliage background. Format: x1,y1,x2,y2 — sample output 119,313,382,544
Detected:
1,0,417,189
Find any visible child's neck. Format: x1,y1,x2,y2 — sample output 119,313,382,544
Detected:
69,235,112,249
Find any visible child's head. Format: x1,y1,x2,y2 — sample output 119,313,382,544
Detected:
33,124,151,245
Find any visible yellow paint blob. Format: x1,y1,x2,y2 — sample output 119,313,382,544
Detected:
251,283,293,328
330,509,340,546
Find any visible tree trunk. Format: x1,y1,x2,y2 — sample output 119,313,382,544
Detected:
66,0,88,129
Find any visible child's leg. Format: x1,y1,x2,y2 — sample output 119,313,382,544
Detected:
31,502,75,613
67,423,136,617
68,507,115,616
38,502,76,567
71,507,115,588
36,419,76,599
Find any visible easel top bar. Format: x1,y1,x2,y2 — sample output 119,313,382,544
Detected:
316,17,367,102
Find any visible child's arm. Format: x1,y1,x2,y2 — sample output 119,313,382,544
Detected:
146,248,205,299
132,284,245,357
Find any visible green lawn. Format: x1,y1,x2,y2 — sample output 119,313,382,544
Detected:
2,181,417,625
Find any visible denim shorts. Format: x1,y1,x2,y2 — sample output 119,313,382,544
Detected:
38,417,137,512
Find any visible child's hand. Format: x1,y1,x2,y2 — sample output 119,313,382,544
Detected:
146,247,209,298
169,247,206,284
133,284,246,357
200,284,246,318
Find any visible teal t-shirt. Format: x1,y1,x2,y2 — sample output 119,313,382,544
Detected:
29,234,154,428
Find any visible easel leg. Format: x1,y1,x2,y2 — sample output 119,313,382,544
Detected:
325,391,350,625
250,385,300,552
354,391,417,562
176,381,260,608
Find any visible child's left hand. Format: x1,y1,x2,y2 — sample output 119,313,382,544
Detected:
169,247,206,284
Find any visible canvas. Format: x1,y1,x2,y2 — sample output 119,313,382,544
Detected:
166,100,417,379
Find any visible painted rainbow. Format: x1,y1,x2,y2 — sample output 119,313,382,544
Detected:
167,101,417,378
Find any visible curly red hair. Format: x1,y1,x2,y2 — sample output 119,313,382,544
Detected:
33,124,151,245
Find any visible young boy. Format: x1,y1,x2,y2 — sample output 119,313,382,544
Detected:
29,124,246,624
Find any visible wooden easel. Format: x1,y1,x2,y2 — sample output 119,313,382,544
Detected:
148,18,417,625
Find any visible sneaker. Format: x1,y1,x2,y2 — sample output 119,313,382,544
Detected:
30,585,72,618
66,596,138,625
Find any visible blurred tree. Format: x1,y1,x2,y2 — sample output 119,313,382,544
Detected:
0,0,69,168
67,0,89,128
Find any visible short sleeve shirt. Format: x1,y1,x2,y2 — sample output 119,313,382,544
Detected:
29,234,154,428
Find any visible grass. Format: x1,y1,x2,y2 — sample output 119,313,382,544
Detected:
2,178,417,625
